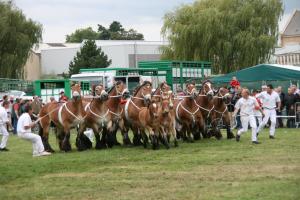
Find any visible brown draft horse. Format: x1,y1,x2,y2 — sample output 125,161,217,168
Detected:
138,100,160,149
39,84,85,152
194,80,215,139
152,82,176,146
123,81,153,146
76,84,110,151
158,97,178,148
174,83,205,142
209,87,235,139
102,81,130,148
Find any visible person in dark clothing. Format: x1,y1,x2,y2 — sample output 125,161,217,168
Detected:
276,86,285,128
284,88,296,128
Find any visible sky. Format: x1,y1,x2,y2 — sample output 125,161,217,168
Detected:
13,0,300,43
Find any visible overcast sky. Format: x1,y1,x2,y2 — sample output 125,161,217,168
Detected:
13,0,300,42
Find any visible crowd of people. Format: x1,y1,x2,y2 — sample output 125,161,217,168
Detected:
0,91,69,156
228,77,300,129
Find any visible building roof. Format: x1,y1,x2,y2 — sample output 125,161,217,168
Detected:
275,44,300,55
211,64,300,83
31,40,167,54
32,43,81,54
282,10,300,36
93,40,167,47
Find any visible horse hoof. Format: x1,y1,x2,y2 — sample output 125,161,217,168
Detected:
95,143,107,150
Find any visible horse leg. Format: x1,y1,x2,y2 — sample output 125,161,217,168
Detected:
61,124,72,152
160,129,170,149
132,126,143,146
97,127,108,149
141,129,148,149
223,114,235,139
57,129,64,151
76,123,92,151
120,121,132,146
39,118,55,152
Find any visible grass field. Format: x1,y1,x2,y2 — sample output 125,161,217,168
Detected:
0,129,299,200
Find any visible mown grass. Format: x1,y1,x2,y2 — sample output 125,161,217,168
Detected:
0,129,299,200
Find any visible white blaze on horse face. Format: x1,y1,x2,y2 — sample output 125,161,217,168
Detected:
144,93,151,100
100,90,107,96
206,82,214,95
72,91,80,97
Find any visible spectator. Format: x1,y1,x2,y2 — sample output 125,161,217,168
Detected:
276,86,285,128
1,95,8,105
12,98,20,134
284,88,296,128
261,85,267,92
32,96,42,116
230,76,240,88
59,91,68,103
176,86,185,97
50,96,56,103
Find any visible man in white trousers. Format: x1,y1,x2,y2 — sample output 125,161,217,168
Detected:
0,101,12,151
17,105,51,157
233,89,264,144
256,84,281,139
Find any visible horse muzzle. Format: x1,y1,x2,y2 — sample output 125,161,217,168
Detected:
101,93,109,101
122,90,130,99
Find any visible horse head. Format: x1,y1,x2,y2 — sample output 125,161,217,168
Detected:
217,87,231,104
158,82,174,109
149,100,159,118
186,82,197,99
135,81,152,105
95,84,108,101
71,83,81,101
161,98,171,115
115,81,130,99
201,80,214,100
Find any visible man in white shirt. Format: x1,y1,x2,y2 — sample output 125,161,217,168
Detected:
256,84,281,139
0,101,12,151
17,105,51,157
233,89,264,144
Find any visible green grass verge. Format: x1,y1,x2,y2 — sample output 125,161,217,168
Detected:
0,129,299,200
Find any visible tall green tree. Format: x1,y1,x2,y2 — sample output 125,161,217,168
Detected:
0,1,42,78
66,27,99,43
68,39,111,76
67,21,144,42
161,0,283,74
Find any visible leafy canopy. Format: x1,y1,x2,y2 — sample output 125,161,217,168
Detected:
66,21,144,43
68,39,112,76
0,1,42,78
161,0,283,73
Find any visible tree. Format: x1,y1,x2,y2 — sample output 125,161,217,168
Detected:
66,27,99,43
0,1,42,78
161,0,283,74
67,21,144,42
68,39,111,76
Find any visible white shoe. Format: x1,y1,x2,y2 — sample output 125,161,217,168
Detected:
40,151,51,156
33,151,51,157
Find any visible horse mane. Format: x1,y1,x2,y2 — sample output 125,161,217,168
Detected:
202,79,211,85
133,81,152,96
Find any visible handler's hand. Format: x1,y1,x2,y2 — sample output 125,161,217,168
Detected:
29,122,36,128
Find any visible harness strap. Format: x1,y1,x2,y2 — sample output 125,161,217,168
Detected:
87,104,109,119
62,103,85,123
176,101,200,123
193,99,214,118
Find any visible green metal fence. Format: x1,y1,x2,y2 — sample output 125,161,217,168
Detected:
0,78,34,95
34,79,71,102
138,60,212,90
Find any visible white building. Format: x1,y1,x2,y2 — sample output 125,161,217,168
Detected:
24,40,167,80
